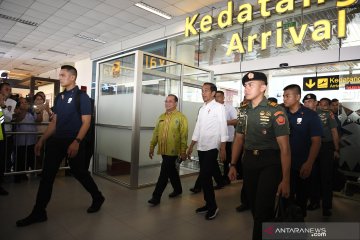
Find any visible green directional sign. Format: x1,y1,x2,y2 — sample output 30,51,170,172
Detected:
303,75,339,91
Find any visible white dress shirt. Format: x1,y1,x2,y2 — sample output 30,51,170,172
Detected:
224,103,238,142
192,99,228,151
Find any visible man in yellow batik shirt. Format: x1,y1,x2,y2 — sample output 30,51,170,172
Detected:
148,94,188,206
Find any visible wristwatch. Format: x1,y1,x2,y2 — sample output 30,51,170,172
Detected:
75,138,81,143
230,163,237,167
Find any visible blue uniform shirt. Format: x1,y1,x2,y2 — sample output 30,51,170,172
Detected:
286,105,323,170
53,86,91,138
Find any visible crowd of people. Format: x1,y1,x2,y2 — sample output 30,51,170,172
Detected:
147,71,342,240
0,82,55,190
0,69,344,240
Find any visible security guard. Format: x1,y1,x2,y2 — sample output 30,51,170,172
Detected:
283,85,322,218
229,72,291,240
303,93,339,216
16,65,104,227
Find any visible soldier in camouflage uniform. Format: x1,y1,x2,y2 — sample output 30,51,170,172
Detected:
229,72,291,240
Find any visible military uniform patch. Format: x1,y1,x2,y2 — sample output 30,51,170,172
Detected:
276,116,286,125
274,111,284,116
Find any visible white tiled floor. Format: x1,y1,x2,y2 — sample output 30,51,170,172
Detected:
1,175,359,240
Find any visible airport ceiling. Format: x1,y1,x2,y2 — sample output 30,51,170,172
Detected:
0,0,230,80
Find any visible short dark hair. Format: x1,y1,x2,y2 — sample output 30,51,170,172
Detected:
283,84,301,95
216,90,224,96
331,98,339,103
320,98,331,105
0,82,10,91
203,82,217,92
168,94,178,102
61,65,77,80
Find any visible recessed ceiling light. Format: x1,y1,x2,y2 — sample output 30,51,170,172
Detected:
135,2,172,20
74,34,107,44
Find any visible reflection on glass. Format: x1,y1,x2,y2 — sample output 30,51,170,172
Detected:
99,54,135,95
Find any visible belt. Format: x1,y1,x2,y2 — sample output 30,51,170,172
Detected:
245,149,280,156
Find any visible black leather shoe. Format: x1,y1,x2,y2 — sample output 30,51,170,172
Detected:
0,186,9,196
16,212,47,227
323,209,332,217
195,205,208,214
87,196,105,213
148,198,160,206
168,191,182,198
235,204,250,212
307,202,320,211
189,187,201,194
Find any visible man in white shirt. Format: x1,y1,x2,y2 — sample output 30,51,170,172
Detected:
0,82,17,172
215,90,238,184
187,82,228,220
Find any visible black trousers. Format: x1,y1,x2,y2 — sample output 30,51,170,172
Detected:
193,153,223,189
309,142,334,210
243,150,281,240
152,155,182,200
33,137,102,213
4,136,13,171
222,141,232,181
290,169,311,217
14,145,35,181
198,149,219,210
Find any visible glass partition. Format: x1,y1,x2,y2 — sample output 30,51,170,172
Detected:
95,53,135,186
94,51,213,188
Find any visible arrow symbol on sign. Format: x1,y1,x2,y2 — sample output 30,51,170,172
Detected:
306,79,316,89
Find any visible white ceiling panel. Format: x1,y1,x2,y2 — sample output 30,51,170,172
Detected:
24,9,51,21
61,2,91,15
110,28,133,37
142,0,170,10
36,25,59,35
36,0,69,8
126,6,151,17
162,5,186,17
142,13,168,24
83,10,111,21
0,8,22,18
30,1,59,15
9,0,34,8
93,3,120,16
113,10,139,22
46,15,73,26
70,0,102,9
132,18,157,28
120,23,146,33
74,16,99,27
1,1,28,15
174,0,209,12
59,26,81,35
54,9,81,21
104,0,134,9
103,16,125,27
